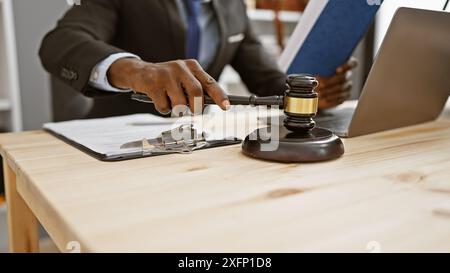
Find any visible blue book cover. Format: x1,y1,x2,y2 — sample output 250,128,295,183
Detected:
284,0,382,77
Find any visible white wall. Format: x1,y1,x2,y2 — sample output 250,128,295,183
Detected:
12,0,69,130
375,0,449,53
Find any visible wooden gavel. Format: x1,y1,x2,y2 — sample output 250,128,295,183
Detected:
131,74,319,133
132,74,344,163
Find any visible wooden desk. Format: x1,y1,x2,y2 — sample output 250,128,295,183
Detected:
1,104,450,253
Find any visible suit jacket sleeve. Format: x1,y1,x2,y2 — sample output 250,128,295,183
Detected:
230,4,287,97
39,0,126,97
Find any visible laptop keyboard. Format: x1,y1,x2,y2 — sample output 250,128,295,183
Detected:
315,108,355,136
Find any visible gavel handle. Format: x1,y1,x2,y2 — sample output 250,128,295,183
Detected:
131,93,284,107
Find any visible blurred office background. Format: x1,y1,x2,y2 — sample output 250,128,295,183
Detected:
0,0,448,252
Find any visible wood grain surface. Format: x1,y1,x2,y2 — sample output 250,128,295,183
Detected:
1,101,450,253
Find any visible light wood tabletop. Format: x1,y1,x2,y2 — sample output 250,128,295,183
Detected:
1,102,450,253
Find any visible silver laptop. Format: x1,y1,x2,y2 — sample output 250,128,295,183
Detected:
316,7,450,138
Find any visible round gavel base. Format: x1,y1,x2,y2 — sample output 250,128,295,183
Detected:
242,126,345,163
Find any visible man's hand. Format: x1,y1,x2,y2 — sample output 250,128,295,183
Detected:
108,58,230,114
316,58,358,110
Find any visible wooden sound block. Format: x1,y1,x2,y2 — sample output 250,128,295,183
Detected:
242,126,345,163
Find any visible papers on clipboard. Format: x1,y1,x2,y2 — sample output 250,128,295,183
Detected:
43,107,279,161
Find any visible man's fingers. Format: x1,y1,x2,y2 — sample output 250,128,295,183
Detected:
320,84,341,97
320,80,353,97
166,80,188,115
326,91,351,103
187,60,230,110
318,72,353,110
317,73,346,91
336,58,358,74
179,69,204,114
150,90,172,115
323,85,352,102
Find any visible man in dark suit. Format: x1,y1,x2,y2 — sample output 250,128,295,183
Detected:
39,0,354,118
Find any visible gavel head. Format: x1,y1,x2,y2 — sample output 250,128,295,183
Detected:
283,74,319,133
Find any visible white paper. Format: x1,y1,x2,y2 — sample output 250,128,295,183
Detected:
43,107,277,158
44,114,180,157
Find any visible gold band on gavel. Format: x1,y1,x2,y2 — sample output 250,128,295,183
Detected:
284,97,319,115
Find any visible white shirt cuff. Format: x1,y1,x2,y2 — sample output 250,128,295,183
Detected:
89,53,141,92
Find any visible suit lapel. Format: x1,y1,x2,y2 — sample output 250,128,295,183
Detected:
161,0,186,59
208,0,227,77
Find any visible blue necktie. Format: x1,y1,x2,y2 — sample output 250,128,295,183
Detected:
184,0,202,60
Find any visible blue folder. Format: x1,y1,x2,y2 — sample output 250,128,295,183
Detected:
287,0,382,77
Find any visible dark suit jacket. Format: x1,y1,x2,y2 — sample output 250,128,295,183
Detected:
39,0,286,119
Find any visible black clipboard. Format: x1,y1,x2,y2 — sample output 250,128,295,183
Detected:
45,128,242,162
